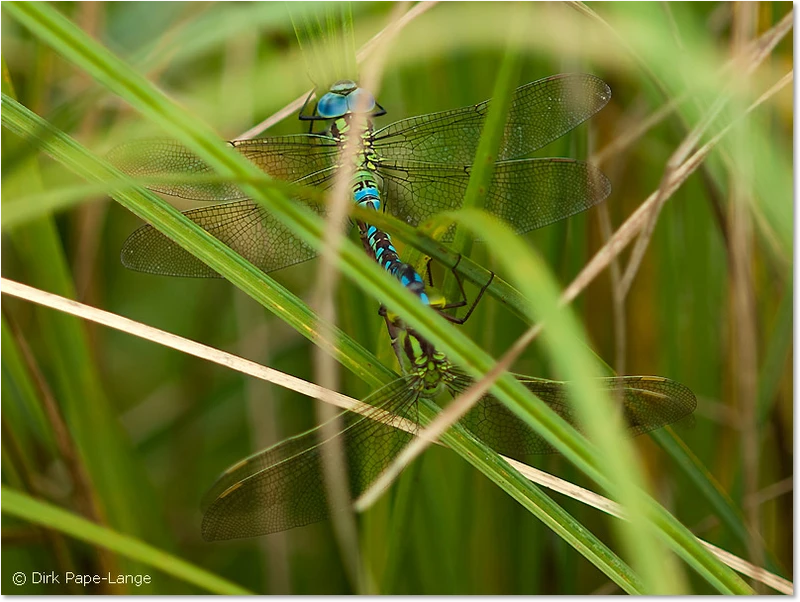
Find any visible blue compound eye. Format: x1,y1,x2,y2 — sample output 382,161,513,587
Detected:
316,92,348,118
347,88,376,113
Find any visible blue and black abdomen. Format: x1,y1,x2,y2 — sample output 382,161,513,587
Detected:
360,224,429,305
352,170,429,306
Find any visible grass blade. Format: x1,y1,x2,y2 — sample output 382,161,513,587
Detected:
2,487,253,595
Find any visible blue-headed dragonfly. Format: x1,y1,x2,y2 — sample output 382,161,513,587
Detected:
110,73,612,316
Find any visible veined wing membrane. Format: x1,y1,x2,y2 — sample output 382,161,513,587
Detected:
460,376,697,462
113,137,340,277
380,158,611,239
232,136,339,187
201,377,419,540
108,135,339,201
200,372,695,539
372,74,611,165
120,200,320,277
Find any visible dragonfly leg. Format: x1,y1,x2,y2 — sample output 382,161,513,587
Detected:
440,255,495,325
372,100,387,118
441,255,469,311
454,269,495,325
423,257,437,288
297,86,317,134
423,256,467,312
378,303,405,372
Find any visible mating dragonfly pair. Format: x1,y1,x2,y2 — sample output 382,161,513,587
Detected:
113,74,696,541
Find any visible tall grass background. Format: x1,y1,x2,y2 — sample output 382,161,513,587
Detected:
1,1,792,595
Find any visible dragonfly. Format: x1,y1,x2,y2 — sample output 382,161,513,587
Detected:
110,73,611,315
200,306,697,541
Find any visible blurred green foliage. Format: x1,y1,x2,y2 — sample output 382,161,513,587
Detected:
1,1,792,594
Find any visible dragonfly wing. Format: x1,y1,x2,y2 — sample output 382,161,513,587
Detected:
201,378,420,540
597,376,697,436
460,375,697,462
120,200,321,277
456,376,569,458
108,135,338,201
373,73,611,164
380,158,610,239
232,136,339,185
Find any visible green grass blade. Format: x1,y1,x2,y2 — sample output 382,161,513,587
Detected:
2,63,174,592
1,487,253,595
439,209,751,594
1,316,57,456
441,26,522,304
426,412,646,595
652,427,785,577
2,182,111,229
757,281,792,425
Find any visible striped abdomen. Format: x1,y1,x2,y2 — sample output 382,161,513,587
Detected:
360,225,430,305
352,171,429,305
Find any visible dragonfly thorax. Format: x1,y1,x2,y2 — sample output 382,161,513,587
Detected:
329,113,375,140
410,346,454,398
329,118,380,175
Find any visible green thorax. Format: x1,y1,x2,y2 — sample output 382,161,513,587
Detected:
387,314,457,399
330,115,380,172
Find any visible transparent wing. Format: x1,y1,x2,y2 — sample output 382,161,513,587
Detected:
460,375,697,462
232,136,338,187
201,377,420,541
111,136,341,277
120,200,323,278
373,73,611,165
380,158,611,238
107,135,338,201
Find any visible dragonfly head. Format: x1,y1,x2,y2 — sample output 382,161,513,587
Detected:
317,80,378,118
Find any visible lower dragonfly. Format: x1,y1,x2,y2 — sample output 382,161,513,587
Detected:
110,74,611,315
201,303,697,541
202,231,694,541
